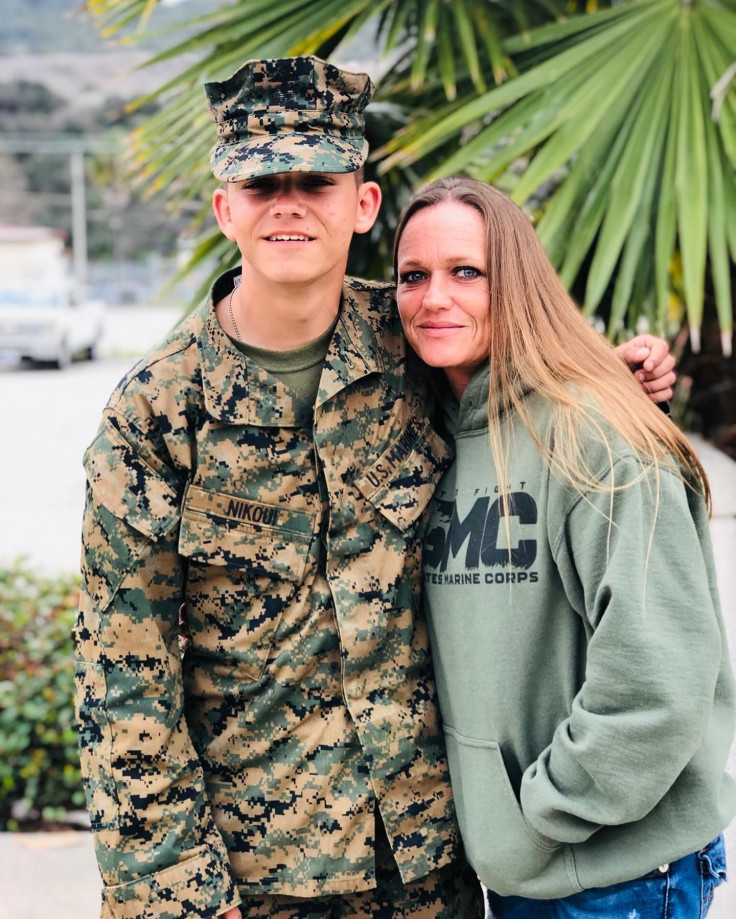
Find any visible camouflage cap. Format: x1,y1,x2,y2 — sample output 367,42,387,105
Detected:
204,56,374,181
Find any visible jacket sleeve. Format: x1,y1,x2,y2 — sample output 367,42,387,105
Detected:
520,454,725,844
74,406,240,919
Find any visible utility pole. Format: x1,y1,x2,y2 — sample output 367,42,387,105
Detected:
70,148,88,291
0,135,120,294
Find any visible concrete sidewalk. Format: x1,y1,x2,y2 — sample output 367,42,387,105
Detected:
1,435,735,919
690,436,736,919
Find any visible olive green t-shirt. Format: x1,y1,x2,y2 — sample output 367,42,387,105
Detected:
230,316,338,407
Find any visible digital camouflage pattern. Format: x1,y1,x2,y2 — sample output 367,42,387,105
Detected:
74,269,461,919
205,57,372,181
230,825,484,918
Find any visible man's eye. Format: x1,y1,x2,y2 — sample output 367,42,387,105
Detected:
299,175,335,190
399,271,426,284
242,180,275,194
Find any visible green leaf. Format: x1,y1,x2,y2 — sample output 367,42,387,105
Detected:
436,18,458,101
654,95,679,331
697,10,736,168
341,0,392,45
723,149,736,262
453,0,486,93
607,107,669,335
137,0,161,32
383,0,413,51
693,14,734,352
289,0,383,55
675,9,708,351
585,37,675,314
558,101,641,295
503,1,642,54
410,0,439,90
471,4,513,85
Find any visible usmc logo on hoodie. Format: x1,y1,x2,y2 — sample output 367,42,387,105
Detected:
424,488,539,586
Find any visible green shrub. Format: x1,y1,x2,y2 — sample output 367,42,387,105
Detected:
0,561,85,829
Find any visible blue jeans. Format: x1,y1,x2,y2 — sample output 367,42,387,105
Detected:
486,835,727,919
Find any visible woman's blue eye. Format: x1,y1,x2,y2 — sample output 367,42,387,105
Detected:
399,271,425,284
456,266,481,279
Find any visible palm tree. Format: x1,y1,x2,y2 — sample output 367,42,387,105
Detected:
85,0,736,355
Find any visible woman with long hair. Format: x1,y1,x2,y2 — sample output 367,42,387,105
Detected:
394,177,735,918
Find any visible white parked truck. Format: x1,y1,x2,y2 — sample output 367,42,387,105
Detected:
0,225,104,369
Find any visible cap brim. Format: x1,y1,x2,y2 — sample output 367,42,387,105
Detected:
211,133,368,181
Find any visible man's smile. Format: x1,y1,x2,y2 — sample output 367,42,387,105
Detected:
264,233,314,242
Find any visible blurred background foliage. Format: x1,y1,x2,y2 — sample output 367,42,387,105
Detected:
0,563,84,830
84,0,736,358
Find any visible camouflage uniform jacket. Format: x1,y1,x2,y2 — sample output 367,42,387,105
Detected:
74,269,461,919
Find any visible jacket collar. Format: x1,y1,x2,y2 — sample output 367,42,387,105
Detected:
317,282,384,407
197,269,384,426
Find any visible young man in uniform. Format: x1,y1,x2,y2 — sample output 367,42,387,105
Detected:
74,57,674,919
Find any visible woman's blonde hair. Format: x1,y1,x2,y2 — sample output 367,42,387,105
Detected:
393,176,709,511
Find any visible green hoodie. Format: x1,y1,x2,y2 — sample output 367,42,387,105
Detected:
423,363,736,898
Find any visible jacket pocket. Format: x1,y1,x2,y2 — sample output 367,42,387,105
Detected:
178,485,315,681
354,417,452,532
443,726,579,897
179,484,314,579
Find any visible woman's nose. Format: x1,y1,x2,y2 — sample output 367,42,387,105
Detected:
422,275,451,309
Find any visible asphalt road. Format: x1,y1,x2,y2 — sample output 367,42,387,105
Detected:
0,306,181,573
0,307,734,918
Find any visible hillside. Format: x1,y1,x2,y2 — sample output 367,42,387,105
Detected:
1,0,215,55
0,50,194,105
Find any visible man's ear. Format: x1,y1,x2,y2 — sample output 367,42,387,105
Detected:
353,181,382,235
212,185,236,240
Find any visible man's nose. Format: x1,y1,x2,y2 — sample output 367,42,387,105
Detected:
269,182,307,216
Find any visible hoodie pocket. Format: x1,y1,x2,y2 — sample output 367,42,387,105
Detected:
443,725,578,896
